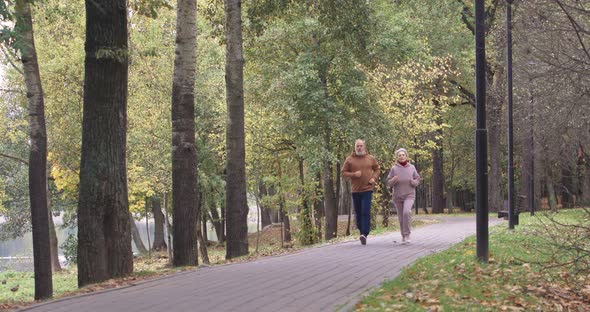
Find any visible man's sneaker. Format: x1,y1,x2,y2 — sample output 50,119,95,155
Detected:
360,235,367,245
402,236,408,244
405,236,411,244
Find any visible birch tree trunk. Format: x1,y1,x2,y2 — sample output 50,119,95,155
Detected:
171,0,198,266
16,0,52,298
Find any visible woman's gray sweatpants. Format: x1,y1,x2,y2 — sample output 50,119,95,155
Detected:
394,198,414,238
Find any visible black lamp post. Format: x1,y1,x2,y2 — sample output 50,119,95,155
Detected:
528,64,535,216
506,0,516,229
475,0,489,262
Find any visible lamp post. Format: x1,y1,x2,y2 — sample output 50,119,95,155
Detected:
528,69,535,216
506,0,516,229
475,0,489,262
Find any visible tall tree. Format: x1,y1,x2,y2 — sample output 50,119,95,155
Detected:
171,0,198,266
77,0,133,287
225,0,248,259
431,101,445,213
151,197,167,250
14,0,52,299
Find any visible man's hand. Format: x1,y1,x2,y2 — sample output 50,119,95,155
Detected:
368,177,375,185
353,171,362,178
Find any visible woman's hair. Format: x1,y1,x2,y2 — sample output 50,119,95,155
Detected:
395,148,408,156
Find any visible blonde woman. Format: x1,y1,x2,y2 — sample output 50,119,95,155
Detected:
386,148,420,244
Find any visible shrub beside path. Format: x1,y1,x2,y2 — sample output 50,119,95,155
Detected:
21,216,503,312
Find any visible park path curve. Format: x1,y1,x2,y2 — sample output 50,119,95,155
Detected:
21,216,503,312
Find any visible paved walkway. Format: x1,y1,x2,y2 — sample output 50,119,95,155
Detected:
21,216,502,312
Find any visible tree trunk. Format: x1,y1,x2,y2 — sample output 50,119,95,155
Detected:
336,161,342,215
379,170,390,227
446,190,454,214
163,193,173,263
279,201,292,244
276,161,291,243
339,178,353,233
221,201,226,242
323,158,337,240
422,183,429,214
225,0,249,259
130,214,148,254
487,64,504,213
209,207,225,243
151,197,167,251
48,209,61,272
47,186,61,272
431,142,445,213
197,193,210,264
314,173,324,241
15,0,52,299
414,156,421,214
171,0,198,267
258,182,272,229
560,166,574,208
202,209,209,242
77,0,132,287
298,158,315,245
578,145,590,203
270,208,279,223
521,78,536,212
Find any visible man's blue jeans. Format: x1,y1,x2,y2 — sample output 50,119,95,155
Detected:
352,191,372,237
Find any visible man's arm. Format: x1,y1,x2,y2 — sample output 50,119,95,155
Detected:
340,158,354,178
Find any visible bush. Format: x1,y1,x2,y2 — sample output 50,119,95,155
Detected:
60,233,78,265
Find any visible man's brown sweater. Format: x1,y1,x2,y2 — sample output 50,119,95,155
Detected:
341,153,381,193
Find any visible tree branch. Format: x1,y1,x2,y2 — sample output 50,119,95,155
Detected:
449,79,475,107
0,43,24,76
456,0,474,34
0,152,29,165
554,0,590,63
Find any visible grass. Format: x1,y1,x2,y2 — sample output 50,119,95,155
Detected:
356,208,590,311
0,216,434,308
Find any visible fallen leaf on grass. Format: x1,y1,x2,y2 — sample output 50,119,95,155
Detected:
376,295,394,301
525,285,547,295
580,286,590,301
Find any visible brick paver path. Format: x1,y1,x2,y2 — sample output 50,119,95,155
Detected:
21,216,502,312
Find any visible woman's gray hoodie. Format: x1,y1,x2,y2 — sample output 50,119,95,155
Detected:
386,162,420,200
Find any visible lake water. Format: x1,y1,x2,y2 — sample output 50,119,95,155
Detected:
0,202,262,272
